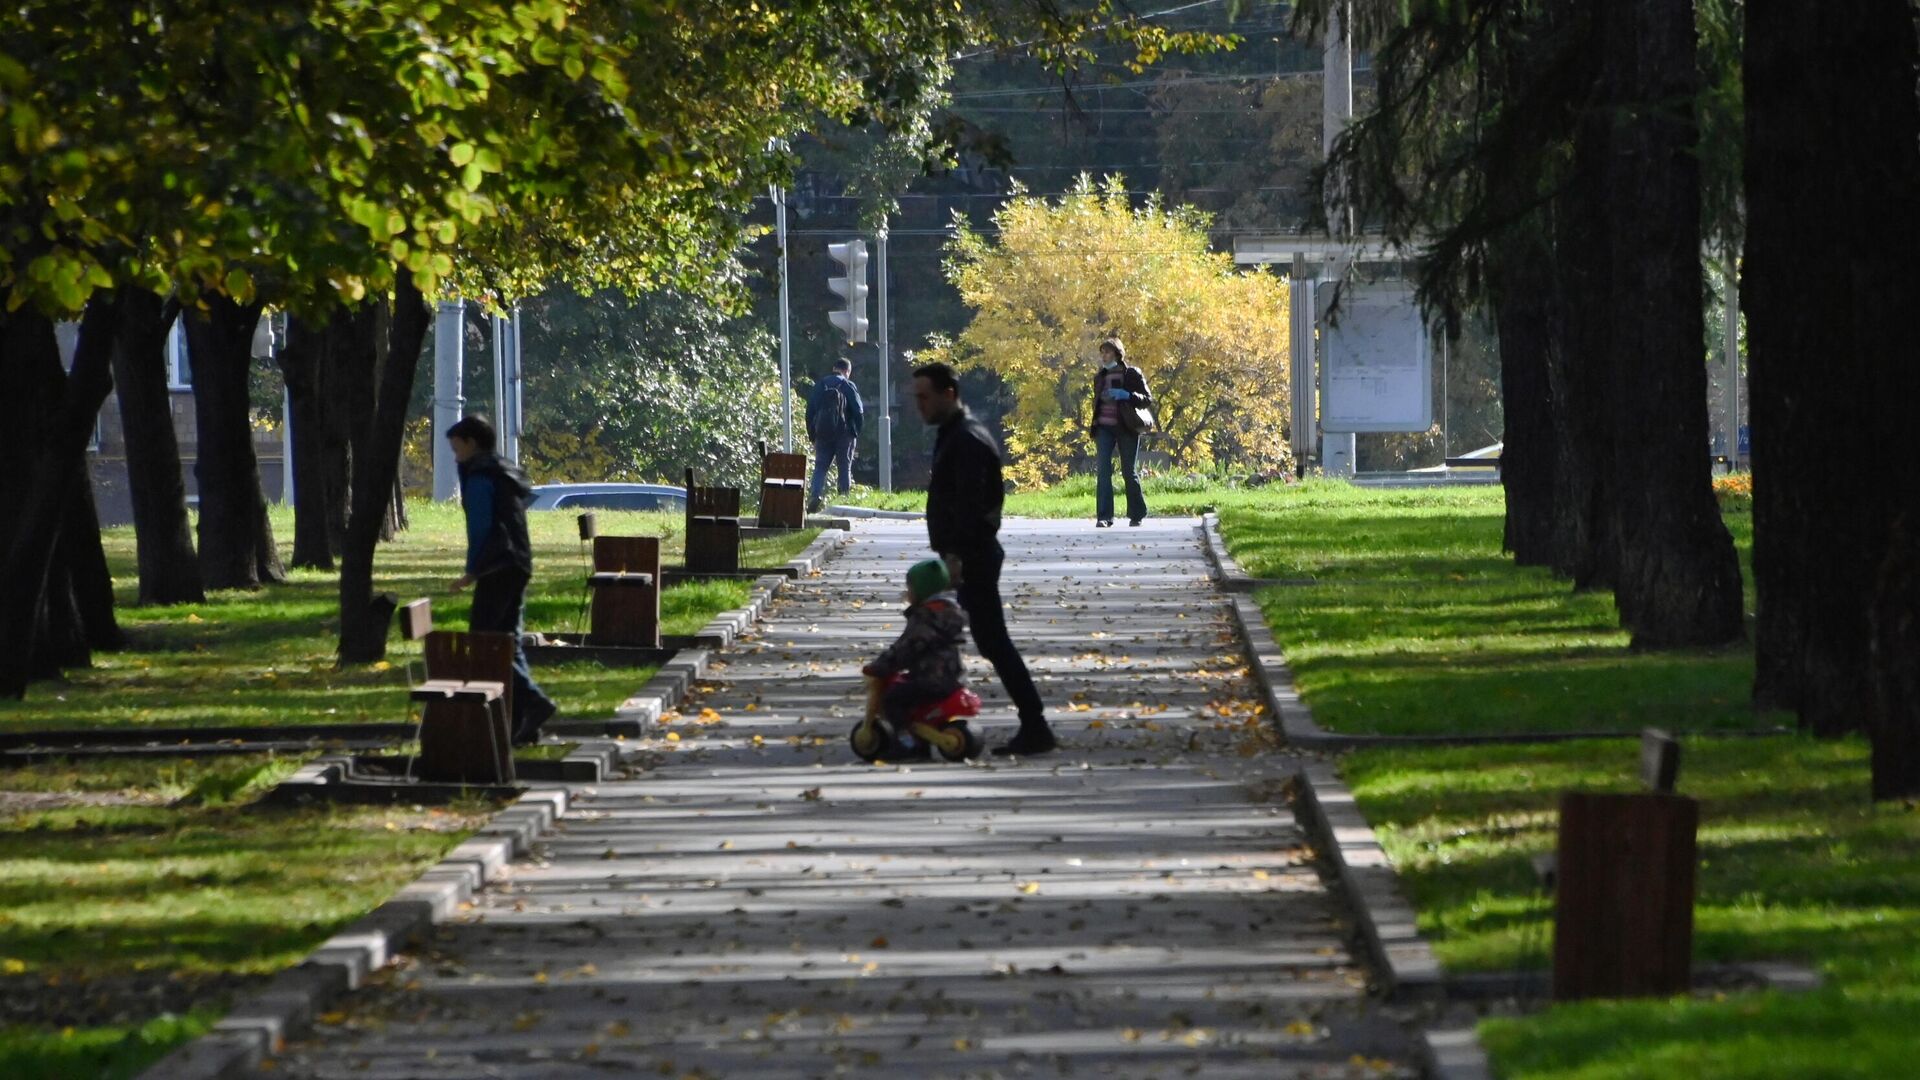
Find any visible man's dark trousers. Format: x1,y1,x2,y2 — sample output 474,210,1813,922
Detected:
469,567,555,732
810,436,855,504
953,542,1046,732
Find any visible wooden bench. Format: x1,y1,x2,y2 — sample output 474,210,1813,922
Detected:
757,440,809,528
588,535,661,647
409,628,516,784
684,468,742,573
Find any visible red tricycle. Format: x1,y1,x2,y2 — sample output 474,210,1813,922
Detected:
848,672,985,763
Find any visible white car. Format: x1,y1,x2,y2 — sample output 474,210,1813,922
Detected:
526,483,688,512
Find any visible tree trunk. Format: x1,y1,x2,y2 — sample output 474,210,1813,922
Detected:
63,458,123,650
1544,140,1615,592
1871,518,1920,800
0,295,120,697
1595,0,1743,648
109,289,205,604
278,312,335,570
1489,229,1562,567
184,297,285,590
338,275,430,664
1744,0,1920,735
325,303,379,555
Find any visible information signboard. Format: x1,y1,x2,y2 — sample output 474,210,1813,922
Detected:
1321,283,1432,434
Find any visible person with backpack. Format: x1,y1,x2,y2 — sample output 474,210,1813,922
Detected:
805,357,864,513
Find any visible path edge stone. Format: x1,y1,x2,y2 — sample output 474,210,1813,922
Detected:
141,787,572,1080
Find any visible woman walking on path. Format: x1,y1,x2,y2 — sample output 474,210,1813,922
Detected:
1087,337,1154,527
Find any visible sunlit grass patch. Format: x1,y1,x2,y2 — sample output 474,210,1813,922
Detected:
1344,738,1920,1079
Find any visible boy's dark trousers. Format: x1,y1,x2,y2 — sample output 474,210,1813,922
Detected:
469,567,556,734
951,542,1046,734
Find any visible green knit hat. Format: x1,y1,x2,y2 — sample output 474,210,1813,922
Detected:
906,558,950,600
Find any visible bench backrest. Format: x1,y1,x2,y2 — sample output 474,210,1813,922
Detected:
423,630,515,718
684,468,741,519
759,440,807,483
593,535,661,576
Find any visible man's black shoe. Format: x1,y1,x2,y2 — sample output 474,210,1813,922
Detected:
1128,518,1143,526
1095,519,1113,528
992,727,1058,757
512,698,558,747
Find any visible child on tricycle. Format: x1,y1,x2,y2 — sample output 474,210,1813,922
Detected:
848,558,984,763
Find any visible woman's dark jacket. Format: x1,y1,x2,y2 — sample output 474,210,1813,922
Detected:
1086,363,1154,438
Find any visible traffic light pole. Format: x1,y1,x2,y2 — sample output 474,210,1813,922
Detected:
876,225,892,492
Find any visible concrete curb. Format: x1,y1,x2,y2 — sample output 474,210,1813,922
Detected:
826,503,923,520
143,788,571,1080
1288,761,1446,1002
1420,1029,1496,1080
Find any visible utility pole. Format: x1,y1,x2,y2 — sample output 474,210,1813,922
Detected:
432,299,464,501
1289,254,1315,470
506,303,524,465
774,182,794,452
1320,1,1358,478
875,222,893,492
1722,249,1741,470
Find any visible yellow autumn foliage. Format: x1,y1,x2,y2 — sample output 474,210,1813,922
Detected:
925,175,1292,489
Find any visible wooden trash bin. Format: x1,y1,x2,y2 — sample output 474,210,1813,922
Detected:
588,536,661,647
1551,790,1697,1000
411,630,516,785
757,439,809,528
684,468,742,573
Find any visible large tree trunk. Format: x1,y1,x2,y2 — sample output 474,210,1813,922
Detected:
1872,518,1920,800
0,296,120,697
62,458,123,651
338,275,431,664
277,312,335,570
326,303,380,553
1489,229,1562,567
1544,137,1615,592
109,290,205,605
184,297,285,590
1595,0,1743,648
1744,1,1920,738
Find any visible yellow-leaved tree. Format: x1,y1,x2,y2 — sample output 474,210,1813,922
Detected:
925,175,1292,489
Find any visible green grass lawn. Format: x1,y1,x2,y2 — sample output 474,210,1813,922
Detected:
1346,738,1920,1079
1217,482,1766,736
0,504,817,1076
1198,481,1916,1077
0,753,486,1079
0,502,813,734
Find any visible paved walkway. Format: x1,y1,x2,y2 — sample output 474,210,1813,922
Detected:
273,519,1418,1078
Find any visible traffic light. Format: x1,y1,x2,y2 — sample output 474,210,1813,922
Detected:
826,239,870,344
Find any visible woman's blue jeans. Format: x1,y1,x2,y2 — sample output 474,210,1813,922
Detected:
1094,425,1146,523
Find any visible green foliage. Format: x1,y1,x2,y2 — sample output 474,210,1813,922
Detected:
516,286,780,489
1346,738,1920,1079
0,1,1234,317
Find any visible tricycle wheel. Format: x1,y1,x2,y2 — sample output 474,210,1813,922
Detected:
939,720,983,762
849,720,886,763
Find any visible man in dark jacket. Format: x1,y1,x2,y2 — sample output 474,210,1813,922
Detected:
910,362,1055,756
805,358,864,513
446,415,557,745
